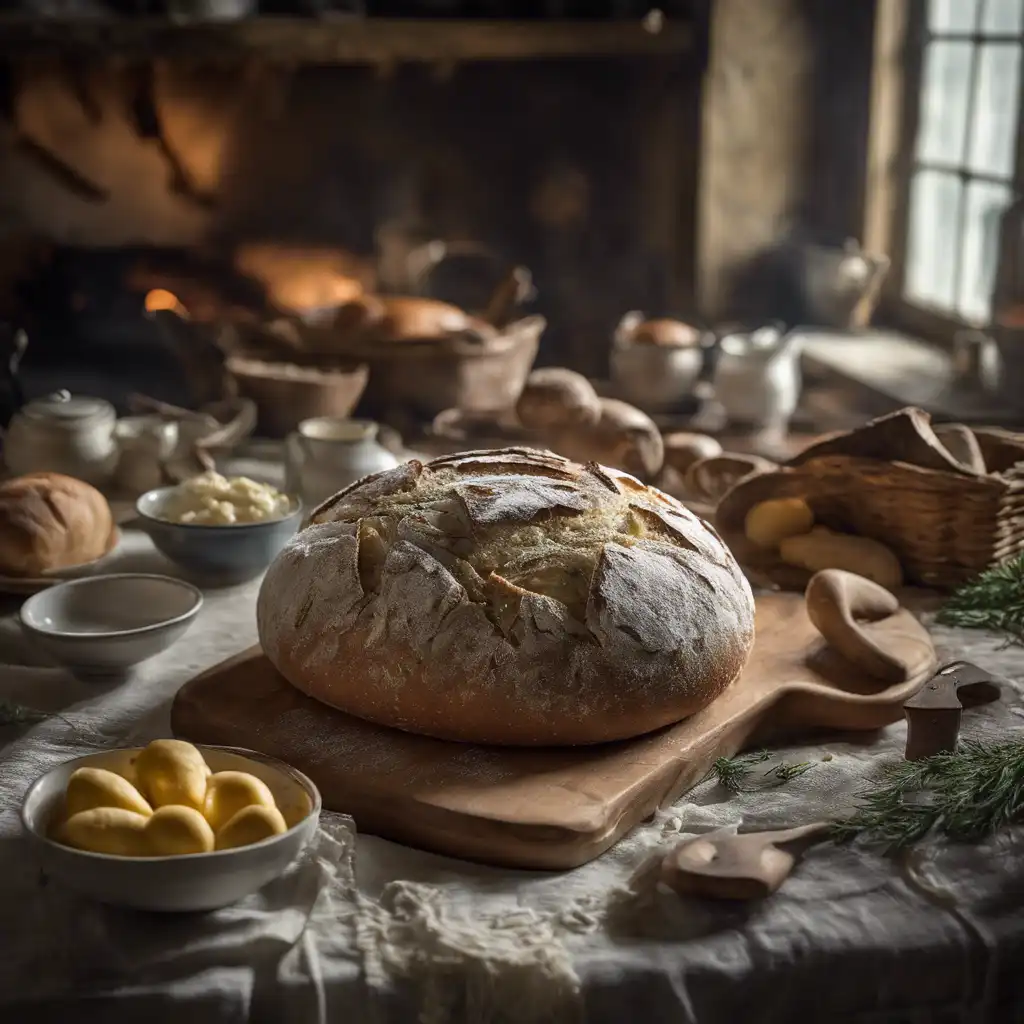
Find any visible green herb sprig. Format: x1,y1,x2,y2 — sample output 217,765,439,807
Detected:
937,553,1024,642
0,698,68,728
833,740,1024,851
767,760,815,783
705,749,815,793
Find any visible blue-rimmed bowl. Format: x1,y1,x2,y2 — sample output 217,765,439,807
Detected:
136,486,302,584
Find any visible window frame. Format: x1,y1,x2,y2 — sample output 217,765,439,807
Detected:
869,0,1024,347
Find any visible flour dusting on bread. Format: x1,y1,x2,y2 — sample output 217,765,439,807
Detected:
257,448,755,746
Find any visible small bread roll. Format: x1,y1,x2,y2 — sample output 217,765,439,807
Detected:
330,295,490,347
515,367,601,431
0,473,115,577
552,398,664,480
630,319,702,347
744,498,815,549
779,527,903,590
662,433,723,477
685,454,777,505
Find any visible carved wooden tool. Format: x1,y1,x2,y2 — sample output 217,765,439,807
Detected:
904,661,1001,760
659,822,831,901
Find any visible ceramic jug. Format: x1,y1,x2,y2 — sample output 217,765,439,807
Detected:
285,417,399,509
711,324,803,436
113,415,180,496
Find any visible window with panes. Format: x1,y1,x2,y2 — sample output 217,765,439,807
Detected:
903,0,1023,325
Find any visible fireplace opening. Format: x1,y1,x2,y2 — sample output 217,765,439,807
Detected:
0,40,701,434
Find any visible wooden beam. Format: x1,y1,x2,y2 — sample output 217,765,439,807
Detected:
0,17,695,62
862,0,911,262
696,0,815,319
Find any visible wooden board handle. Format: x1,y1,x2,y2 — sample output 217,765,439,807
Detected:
804,570,908,683
904,661,1001,759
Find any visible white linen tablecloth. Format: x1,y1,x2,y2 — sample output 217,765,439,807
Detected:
2,527,1024,1024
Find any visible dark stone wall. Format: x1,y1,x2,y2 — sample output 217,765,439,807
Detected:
699,0,878,324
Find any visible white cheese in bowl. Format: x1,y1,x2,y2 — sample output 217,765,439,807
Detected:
160,472,293,526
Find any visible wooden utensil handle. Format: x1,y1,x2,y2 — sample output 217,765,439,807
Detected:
804,570,908,683
904,661,1001,760
660,820,832,901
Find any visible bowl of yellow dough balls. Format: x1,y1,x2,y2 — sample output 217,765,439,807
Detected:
20,739,321,912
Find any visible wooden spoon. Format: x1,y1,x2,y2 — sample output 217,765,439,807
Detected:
660,822,831,901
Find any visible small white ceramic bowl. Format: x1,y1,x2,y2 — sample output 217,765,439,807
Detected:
19,573,203,676
21,745,322,912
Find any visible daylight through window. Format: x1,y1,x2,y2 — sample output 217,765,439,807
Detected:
904,0,1023,324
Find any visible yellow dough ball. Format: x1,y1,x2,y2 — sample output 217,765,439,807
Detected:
215,805,288,851
133,739,211,811
779,527,904,590
144,805,216,856
744,498,815,549
203,771,278,833
65,767,153,819
55,807,149,856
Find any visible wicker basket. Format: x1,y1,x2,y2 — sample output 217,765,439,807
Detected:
712,408,1024,591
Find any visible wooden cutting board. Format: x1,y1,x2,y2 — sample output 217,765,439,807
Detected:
172,570,936,870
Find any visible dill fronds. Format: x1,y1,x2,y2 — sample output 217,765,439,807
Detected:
833,741,1024,851
708,750,772,792
705,750,815,793
767,760,814,783
937,554,1024,642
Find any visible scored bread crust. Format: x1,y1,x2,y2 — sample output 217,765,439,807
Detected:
257,447,755,746
0,472,115,577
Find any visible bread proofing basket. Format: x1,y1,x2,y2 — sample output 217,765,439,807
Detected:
710,407,1024,591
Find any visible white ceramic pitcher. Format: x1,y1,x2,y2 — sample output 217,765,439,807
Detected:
711,324,803,436
285,417,399,510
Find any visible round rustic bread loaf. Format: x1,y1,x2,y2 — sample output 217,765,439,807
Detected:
0,472,115,577
257,448,756,746
515,367,601,431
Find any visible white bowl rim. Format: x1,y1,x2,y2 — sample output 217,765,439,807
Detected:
135,485,303,531
19,572,204,639
21,743,322,863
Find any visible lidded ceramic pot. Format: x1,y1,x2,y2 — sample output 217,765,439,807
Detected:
3,390,120,486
